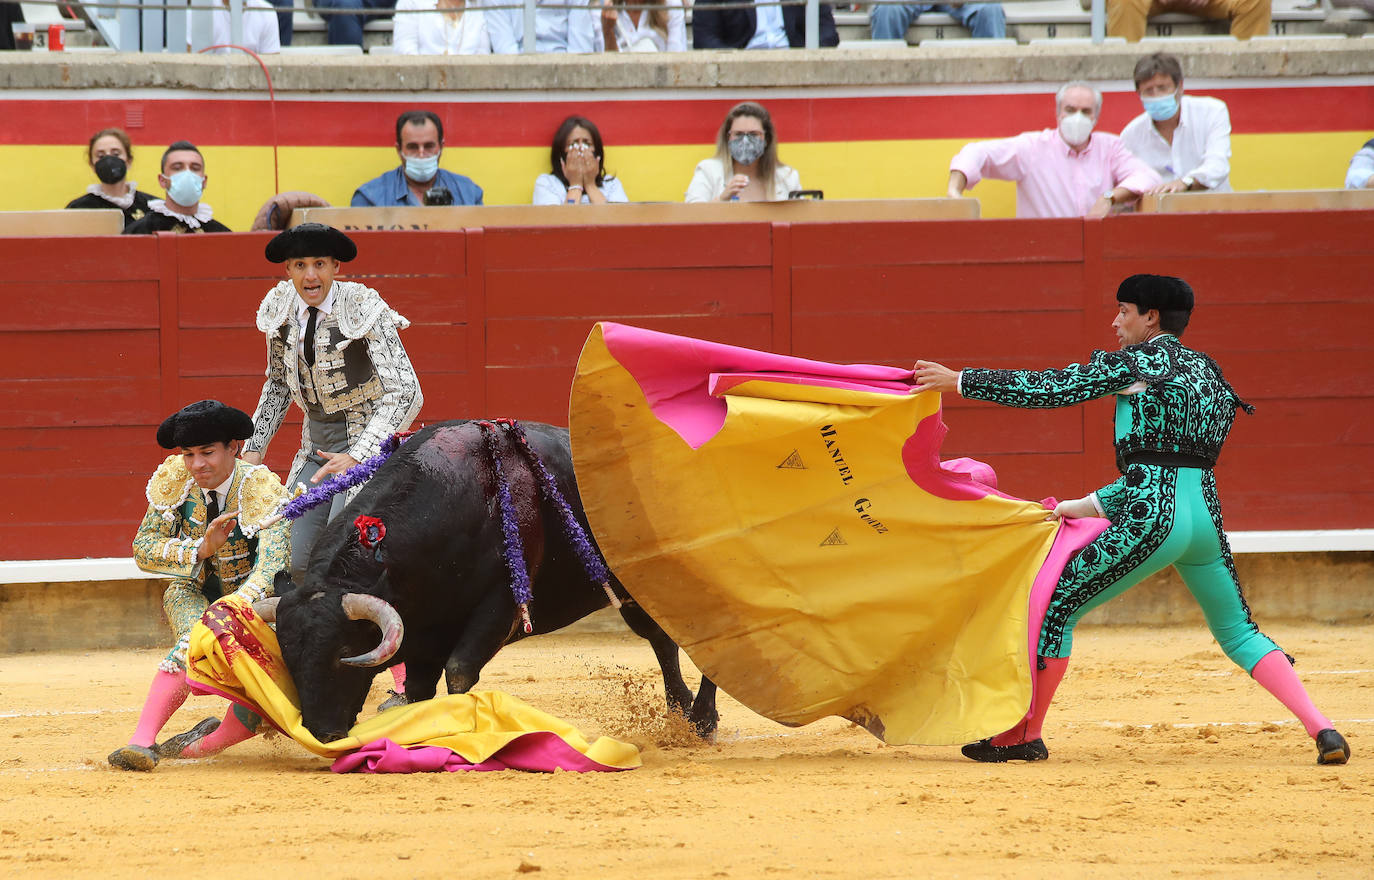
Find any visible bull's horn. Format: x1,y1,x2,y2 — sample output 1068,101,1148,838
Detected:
339,593,404,667
253,597,281,623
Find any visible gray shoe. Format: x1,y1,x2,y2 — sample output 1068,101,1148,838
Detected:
377,689,409,712
155,717,221,759
108,744,159,771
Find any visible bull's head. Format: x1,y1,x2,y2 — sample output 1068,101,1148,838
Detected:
256,587,403,744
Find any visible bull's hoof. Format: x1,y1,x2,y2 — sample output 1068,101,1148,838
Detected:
1316,729,1350,765
961,738,1049,763
108,744,159,772
377,689,410,712
691,710,720,741
155,717,221,759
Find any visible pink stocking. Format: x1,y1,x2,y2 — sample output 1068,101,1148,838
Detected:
130,669,191,747
180,706,258,758
1250,650,1332,738
391,663,407,691
992,657,1070,746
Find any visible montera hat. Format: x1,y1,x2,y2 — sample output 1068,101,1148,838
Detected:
264,223,358,263
156,400,255,450
1116,274,1194,314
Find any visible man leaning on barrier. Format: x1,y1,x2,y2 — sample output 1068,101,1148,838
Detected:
1120,52,1232,195
351,109,484,207
948,81,1160,219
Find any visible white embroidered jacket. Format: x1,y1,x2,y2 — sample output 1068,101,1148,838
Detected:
245,280,423,484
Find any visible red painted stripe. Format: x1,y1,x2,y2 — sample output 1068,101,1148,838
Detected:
4,86,1370,148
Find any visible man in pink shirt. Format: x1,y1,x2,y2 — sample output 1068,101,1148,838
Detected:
948,81,1161,219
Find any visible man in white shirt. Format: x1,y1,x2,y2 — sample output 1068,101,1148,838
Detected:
484,0,597,52
1119,52,1232,194
211,0,282,54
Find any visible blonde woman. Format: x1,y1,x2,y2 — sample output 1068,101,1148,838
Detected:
685,102,800,203
598,0,686,52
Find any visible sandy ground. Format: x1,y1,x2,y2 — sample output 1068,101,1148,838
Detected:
1,622,1370,879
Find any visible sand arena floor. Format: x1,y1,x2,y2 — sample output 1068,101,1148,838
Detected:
1,622,1370,879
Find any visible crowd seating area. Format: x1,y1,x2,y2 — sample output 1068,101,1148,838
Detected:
16,0,1372,52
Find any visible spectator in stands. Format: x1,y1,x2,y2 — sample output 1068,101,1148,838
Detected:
686,102,801,202
948,81,1160,219
691,0,839,48
393,0,491,54
599,0,686,51
351,109,484,207
123,141,231,234
1107,0,1269,42
534,116,629,204
485,0,598,53
1120,53,1231,194
1345,138,1374,189
313,0,396,47
869,2,1007,41
269,0,294,45
66,128,156,228
211,0,282,54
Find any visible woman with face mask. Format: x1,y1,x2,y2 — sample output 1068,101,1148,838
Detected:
65,129,157,227
533,116,628,206
685,102,801,203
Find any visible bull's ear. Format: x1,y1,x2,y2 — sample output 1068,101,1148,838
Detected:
273,570,296,597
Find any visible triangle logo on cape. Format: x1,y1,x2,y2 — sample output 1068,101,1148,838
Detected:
777,449,806,469
819,527,847,547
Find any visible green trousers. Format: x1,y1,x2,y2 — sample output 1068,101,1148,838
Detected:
1040,464,1279,673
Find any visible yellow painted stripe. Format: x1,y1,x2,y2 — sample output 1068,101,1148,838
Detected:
4,132,1363,231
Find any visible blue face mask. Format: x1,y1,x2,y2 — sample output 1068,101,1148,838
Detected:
403,154,440,182
1141,92,1179,122
165,169,204,206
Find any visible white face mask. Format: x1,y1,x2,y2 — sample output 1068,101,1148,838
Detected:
1058,111,1095,147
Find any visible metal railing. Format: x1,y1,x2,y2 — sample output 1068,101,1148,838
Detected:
22,0,1113,53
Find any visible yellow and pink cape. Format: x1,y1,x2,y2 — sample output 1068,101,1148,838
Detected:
569,322,1106,746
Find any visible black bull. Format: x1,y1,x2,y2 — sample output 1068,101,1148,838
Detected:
261,420,719,744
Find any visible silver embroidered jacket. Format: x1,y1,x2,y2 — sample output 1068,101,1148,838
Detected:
245,280,423,483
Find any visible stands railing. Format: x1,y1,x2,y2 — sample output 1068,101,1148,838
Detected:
22,0,1120,53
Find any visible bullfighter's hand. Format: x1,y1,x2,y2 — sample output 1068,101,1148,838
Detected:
241,450,263,466
1050,496,1100,520
911,360,959,394
198,511,240,559
312,450,361,483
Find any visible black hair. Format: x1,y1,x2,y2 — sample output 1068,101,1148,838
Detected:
160,140,203,173
550,115,610,189
1158,309,1191,336
395,110,444,145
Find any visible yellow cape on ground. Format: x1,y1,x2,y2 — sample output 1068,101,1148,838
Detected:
186,595,641,770
570,323,1060,746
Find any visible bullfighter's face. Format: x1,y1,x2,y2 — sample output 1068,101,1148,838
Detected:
1113,302,1158,347
179,440,239,490
286,256,339,307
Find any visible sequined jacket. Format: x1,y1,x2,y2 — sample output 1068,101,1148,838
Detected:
245,280,423,484
133,456,291,602
959,334,1253,472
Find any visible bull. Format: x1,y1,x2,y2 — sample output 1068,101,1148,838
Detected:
257,420,719,744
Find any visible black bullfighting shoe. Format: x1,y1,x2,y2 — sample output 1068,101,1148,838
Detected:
155,717,221,759
1315,729,1351,765
107,744,159,771
377,689,410,712
961,738,1050,763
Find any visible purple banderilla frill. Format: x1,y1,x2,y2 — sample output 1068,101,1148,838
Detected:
273,431,412,524
476,419,621,635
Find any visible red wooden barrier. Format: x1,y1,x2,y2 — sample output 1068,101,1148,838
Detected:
3,211,1370,560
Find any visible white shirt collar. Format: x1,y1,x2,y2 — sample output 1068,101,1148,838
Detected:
86,181,139,209
295,287,335,325
148,198,214,227
204,472,234,508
